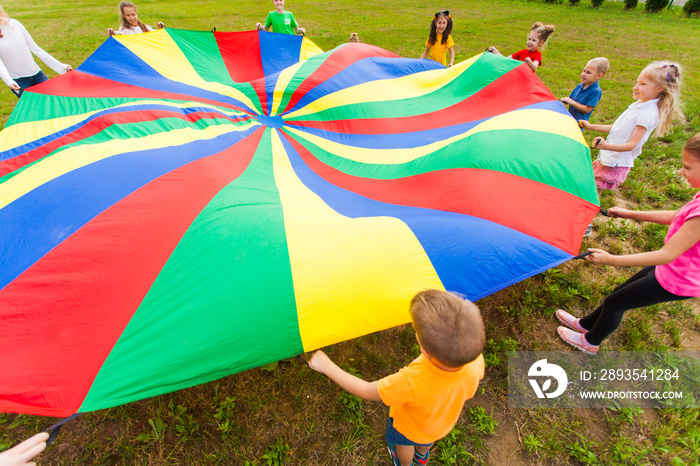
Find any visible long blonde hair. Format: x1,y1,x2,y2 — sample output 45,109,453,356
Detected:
0,5,10,25
641,61,684,137
119,1,149,33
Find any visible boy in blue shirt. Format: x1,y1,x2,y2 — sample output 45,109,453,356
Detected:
561,57,609,125
255,0,306,35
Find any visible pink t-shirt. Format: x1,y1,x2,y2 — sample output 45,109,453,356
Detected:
656,191,700,297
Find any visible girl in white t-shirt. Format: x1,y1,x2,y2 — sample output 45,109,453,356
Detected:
107,1,164,36
0,5,72,97
556,133,700,354
580,61,684,192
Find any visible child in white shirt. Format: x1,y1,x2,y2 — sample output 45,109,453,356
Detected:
107,1,164,36
0,6,71,97
581,61,683,191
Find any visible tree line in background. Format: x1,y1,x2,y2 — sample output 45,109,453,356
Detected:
544,0,699,16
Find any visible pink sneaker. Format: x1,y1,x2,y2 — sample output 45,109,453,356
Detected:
557,327,599,354
555,309,587,333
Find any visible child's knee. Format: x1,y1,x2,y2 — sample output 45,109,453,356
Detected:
395,444,415,466
415,444,431,455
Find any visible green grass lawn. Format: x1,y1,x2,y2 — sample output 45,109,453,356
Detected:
1,0,699,464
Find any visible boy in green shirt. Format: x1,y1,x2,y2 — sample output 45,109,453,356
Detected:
256,0,306,35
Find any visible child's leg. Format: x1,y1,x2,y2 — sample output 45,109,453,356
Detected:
395,444,415,466
580,266,689,345
579,266,652,329
413,444,432,465
415,445,431,455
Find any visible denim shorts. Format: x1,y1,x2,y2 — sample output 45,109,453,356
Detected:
385,417,433,447
12,70,48,98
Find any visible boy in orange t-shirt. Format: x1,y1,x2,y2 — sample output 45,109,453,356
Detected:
308,290,486,466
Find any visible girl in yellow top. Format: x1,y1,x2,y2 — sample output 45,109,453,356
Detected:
420,11,455,67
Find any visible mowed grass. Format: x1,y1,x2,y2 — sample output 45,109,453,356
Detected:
1,0,699,464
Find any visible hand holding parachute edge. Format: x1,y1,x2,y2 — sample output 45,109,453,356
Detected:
0,432,49,466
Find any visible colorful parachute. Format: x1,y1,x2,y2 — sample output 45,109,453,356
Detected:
0,29,598,416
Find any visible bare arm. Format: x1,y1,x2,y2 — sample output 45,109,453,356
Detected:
560,97,594,115
594,125,646,152
294,26,306,35
524,57,539,71
448,47,454,67
308,351,382,401
420,47,430,59
586,217,700,267
579,120,613,133
607,206,678,225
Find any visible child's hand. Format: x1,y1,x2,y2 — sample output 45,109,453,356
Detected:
486,46,498,54
157,22,165,29
9,82,20,91
107,28,115,36
65,65,73,72
297,27,306,35
308,350,332,373
606,207,630,219
584,248,615,266
0,432,49,466
578,120,590,130
560,97,571,105
256,22,263,30
592,137,605,149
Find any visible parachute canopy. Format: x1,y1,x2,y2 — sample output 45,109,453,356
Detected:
0,29,598,416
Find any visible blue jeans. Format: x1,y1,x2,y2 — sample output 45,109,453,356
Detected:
12,70,48,98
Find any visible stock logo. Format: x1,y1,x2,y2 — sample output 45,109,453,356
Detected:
528,359,568,399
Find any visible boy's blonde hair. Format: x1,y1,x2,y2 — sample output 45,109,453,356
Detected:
588,57,610,75
640,61,684,137
684,133,700,162
410,290,485,368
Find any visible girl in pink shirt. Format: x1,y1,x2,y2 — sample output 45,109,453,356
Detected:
555,133,700,354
